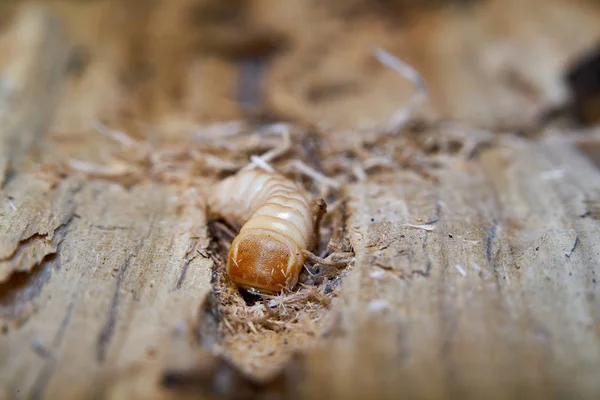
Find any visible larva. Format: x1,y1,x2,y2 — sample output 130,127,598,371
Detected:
208,168,315,293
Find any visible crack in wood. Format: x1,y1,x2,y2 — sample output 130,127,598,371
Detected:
3,212,77,264
1,179,81,282
565,236,580,258
95,236,146,363
411,258,432,278
425,200,443,225
30,338,54,359
96,255,131,363
30,300,75,400
175,260,191,291
411,231,432,277
90,224,129,231
435,244,462,397
93,202,157,362
485,220,498,265
0,213,77,322
175,238,202,291
0,232,54,262
96,203,156,363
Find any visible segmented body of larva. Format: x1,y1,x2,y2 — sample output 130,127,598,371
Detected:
208,169,314,293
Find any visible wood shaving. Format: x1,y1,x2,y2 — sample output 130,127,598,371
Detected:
402,223,436,231
371,48,428,134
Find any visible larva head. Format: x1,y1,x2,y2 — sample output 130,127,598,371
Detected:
227,230,302,293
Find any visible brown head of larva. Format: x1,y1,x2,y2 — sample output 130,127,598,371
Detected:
226,230,301,293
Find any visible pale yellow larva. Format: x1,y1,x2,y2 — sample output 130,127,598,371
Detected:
208,169,314,293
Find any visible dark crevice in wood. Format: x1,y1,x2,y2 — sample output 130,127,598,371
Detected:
565,236,580,258
0,213,77,322
174,237,202,291
175,259,191,291
96,254,133,363
485,220,499,266
435,229,464,398
194,219,228,346
0,261,54,321
411,257,432,278
30,338,54,359
30,300,75,400
196,290,224,351
0,232,53,263
14,209,80,395
411,230,432,278
95,236,146,363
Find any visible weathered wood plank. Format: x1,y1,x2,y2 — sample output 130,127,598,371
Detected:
0,176,79,282
1,1,600,399
299,136,600,400
0,181,212,399
481,135,600,396
0,5,70,185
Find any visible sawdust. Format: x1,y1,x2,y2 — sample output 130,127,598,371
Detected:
204,191,352,379
61,117,492,193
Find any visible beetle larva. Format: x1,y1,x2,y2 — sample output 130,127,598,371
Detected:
208,169,315,293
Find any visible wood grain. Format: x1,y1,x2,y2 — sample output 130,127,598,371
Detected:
301,135,600,400
1,1,600,399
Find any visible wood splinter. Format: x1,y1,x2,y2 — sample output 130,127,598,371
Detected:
302,249,355,267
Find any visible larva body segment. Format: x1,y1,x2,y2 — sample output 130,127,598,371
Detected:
208,169,314,293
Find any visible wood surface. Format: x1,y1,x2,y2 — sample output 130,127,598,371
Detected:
1,1,600,399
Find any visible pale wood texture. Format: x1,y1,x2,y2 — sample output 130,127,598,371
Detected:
1,1,600,399
302,134,600,400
